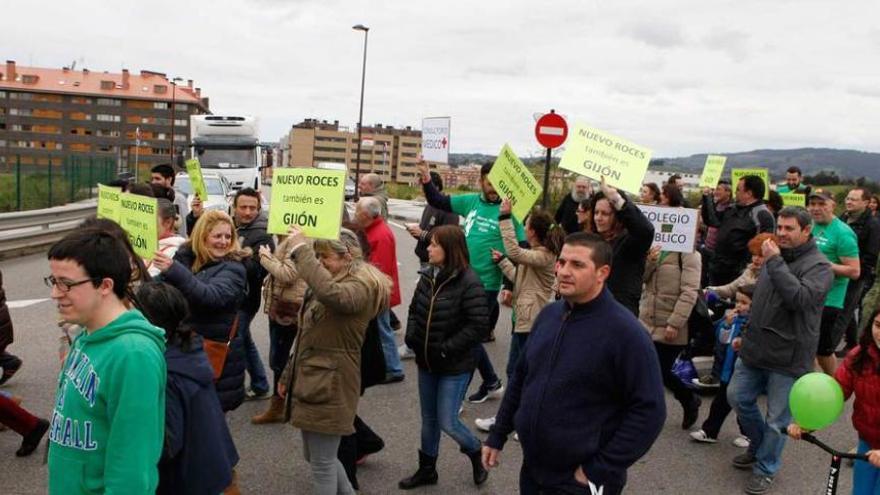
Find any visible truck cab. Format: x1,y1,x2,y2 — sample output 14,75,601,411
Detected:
191,115,262,191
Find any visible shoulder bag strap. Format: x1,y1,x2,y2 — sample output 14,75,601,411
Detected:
226,314,240,347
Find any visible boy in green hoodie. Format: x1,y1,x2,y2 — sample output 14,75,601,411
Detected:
46,229,166,495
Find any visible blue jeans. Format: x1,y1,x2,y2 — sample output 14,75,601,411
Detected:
418,368,481,457
238,310,270,394
377,309,404,377
854,438,880,495
727,360,795,476
268,320,297,396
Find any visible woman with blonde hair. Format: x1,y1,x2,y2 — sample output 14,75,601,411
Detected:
278,226,391,495
152,210,249,413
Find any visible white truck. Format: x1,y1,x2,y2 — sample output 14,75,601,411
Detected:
190,115,262,191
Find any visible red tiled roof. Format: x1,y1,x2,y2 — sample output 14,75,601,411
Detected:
0,63,206,108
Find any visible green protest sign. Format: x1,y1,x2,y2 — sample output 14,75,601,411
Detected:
558,123,652,195
97,184,122,223
699,155,727,188
486,143,542,221
730,168,770,200
118,193,158,260
185,158,208,202
780,192,806,207
268,168,346,239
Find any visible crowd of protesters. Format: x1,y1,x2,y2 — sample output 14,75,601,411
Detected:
2,161,880,495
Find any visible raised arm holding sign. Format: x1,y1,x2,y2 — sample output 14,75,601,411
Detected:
699,155,727,188
118,193,159,260
558,124,652,195
185,158,208,202
486,144,542,221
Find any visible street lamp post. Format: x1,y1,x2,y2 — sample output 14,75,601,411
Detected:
169,76,183,166
353,24,369,198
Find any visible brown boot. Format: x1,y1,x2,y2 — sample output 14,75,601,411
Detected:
223,469,241,495
251,395,285,424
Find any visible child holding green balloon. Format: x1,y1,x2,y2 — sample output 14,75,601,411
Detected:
788,308,880,494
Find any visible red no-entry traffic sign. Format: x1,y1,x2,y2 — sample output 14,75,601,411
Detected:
534,112,568,149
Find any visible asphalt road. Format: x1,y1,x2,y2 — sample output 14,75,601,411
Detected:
0,200,859,494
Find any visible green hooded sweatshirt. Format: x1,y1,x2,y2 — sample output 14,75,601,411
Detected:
48,309,166,495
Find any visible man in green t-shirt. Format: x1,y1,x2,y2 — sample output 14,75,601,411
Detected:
776,166,811,207
418,160,526,403
809,189,860,374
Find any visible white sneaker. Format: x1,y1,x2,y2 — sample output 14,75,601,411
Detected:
689,429,717,444
398,344,415,360
474,416,496,432
732,435,751,448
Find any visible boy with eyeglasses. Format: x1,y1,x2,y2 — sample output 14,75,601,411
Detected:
45,229,166,495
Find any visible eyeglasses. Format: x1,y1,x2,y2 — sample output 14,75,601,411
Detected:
44,276,97,292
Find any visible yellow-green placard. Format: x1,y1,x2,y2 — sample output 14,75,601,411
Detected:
558,123,652,195
780,192,807,207
185,158,208,202
118,193,158,260
97,184,122,223
486,144,542,221
268,168,346,239
730,168,770,200
699,155,727,188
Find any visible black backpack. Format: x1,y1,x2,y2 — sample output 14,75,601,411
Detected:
678,254,715,357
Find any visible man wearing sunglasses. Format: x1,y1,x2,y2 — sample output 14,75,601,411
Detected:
45,229,166,495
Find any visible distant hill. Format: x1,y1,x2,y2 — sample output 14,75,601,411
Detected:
651,148,880,181
448,153,496,166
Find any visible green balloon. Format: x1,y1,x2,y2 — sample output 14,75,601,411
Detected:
789,372,845,431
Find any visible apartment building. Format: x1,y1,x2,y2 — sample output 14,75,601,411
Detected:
0,60,209,172
283,118,423,184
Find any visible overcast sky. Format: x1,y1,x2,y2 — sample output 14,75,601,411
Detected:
8,0,880,158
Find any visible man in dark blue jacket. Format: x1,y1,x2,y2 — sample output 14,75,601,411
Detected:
482,232,666,495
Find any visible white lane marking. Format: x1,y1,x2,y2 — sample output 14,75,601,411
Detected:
7,298,50,309
388,221,406,229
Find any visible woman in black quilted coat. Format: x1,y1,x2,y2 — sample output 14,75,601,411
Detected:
400,225,489,490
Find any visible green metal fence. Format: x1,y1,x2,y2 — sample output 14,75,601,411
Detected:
0,155,117,212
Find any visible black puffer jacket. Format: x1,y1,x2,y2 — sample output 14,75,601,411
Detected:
702,196,775,280
405,266,488,375
237,213,274,315
603,199,655,317
165,245,247,412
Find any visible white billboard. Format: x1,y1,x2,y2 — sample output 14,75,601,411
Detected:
637,205,700,253
422,117,451,164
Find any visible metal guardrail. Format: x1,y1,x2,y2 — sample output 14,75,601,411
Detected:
0,202,97,259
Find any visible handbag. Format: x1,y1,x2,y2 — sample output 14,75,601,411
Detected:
203,315,239,380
